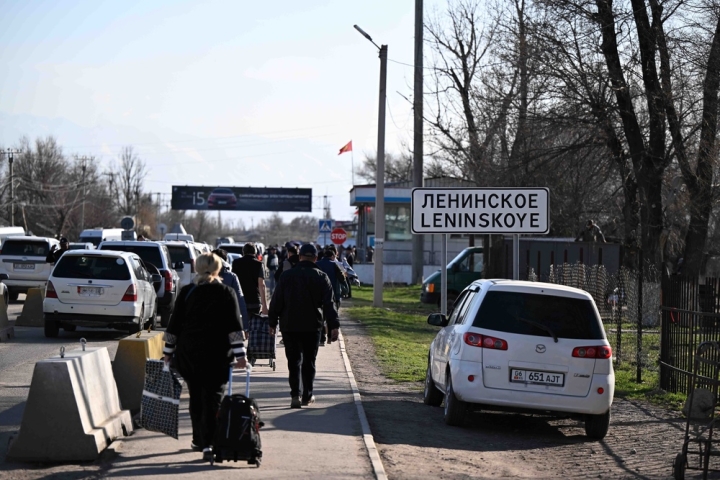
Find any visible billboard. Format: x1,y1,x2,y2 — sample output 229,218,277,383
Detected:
171,186,312,212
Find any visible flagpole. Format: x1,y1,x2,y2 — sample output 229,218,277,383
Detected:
351,149,355,186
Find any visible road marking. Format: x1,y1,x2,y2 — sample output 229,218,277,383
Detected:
337,331,388,480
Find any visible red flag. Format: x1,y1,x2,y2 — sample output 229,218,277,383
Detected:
338,140,353,155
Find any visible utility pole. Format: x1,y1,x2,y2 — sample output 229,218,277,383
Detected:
76,156,89,232
1,149,21,227
411,0,424,285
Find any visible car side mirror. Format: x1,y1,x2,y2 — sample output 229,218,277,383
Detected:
174,261,184,271
427,313,448,327
0,273,8,281
151,274,162,283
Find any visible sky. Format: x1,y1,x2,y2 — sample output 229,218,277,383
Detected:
0,0,443,230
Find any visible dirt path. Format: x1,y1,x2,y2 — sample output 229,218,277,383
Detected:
341,316,708,479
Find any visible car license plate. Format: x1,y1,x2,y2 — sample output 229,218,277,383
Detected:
218,200,227,205
78,286,104,297
14,263,35,270
511,369,564,386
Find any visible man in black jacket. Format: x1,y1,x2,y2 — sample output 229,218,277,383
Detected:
268,243,339,408
231,243,268,317
45,237,69,264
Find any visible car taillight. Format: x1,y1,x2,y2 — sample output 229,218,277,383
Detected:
163,270,173,292
189,258,196,273
464,332,508,350
46,281,58,299
122,284,138,302
572,345,612,359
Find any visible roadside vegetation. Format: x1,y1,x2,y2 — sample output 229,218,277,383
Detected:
345,285,685,409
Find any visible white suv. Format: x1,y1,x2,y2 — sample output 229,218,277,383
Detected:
162,241,202,290
0,236,59,301
424,279,614,439
43,250,161,337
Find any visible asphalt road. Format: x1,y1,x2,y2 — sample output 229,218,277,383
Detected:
0,296,130,464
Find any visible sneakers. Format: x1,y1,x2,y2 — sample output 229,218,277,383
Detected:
191,442,202,452
290,396,302,409
302,395,316,406
202,447,213,462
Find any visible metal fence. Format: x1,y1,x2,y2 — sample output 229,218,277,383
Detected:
660,276,720,394
537,262,661,381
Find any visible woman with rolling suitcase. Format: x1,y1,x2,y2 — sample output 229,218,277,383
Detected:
163,252,247,461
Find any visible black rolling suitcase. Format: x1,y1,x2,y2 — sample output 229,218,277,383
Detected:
211,366,264,467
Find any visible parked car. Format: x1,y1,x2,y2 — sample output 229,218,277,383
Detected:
162,241,202,289
217,243,246,256
0,236,60,301
68,242,96,250
78,228,127,247
207,188,237,209
43,250,161,337
424,279,614,439
98,240,179,327
421,247,484,306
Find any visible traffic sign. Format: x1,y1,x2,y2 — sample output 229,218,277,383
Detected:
319,219,333,233
411,187,549,234
330,228,347,245
120,216,135,230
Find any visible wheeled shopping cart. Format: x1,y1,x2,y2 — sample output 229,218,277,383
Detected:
673,341,720,479
246,314,276,371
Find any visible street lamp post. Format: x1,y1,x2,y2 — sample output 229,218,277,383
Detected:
354,24,387,308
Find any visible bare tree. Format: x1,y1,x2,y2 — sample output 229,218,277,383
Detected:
113,146,148,216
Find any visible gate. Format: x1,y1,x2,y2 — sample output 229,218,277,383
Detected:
660,277,720,394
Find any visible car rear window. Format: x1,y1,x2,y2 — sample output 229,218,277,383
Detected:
100,245,164,269
222,245,244,255
167,246,192,263
472,291,604,340
1,240,49,256
53,255,131,280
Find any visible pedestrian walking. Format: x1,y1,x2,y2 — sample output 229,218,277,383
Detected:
268,243,339,408
162,252,247,460
266,246,279,295
316,245,347,346
575,219,607,243
231,243,269,317
45,237,69,264
212,248,251,332
274,244,299,282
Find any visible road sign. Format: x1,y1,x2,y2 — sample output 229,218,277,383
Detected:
157,223,167,237
411,187,550,234
319,219,333,233
330,228,347,245
120,216,135,230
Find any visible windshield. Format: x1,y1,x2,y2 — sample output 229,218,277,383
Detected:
100,245,164,269
1,240,49,256
448,250,483,273
472,291,604,340
167,246,192,263
53,255,131,280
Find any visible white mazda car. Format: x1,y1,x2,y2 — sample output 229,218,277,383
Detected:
43,250,161,337
424,279,614,439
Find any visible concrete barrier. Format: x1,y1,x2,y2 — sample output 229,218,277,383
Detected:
0,293,13,341
7,346,133,462
113,330,165,412
15,288,44,327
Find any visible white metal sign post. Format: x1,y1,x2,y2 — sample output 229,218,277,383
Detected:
411,187,550,314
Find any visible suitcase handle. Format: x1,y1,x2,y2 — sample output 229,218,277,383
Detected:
227,364,252,397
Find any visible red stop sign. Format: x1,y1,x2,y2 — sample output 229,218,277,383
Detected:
330,228,347,245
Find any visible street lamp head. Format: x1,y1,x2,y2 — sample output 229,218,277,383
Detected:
354,24,381,50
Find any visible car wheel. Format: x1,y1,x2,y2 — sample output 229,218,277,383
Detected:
3,289,7,307
63,324,77,332
144,305,157,331
128,306,143,334
423,362,443,406
160,308,171,328
44,319,60,338
9,290,18,302
585,409,611,439
443,372,466,426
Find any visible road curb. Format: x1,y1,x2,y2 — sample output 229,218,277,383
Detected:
338,331,388,480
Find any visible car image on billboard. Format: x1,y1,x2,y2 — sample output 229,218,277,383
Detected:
207,188,238,209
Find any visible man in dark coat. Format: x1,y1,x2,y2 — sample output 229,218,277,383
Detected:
268,243,339,408
45,237,69,264
231,243,268,317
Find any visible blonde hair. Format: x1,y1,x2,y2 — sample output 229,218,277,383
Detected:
193,253,222,284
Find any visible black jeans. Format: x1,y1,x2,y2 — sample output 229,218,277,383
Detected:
283,330,321,400
185,377,225,448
